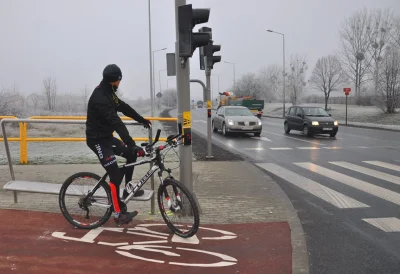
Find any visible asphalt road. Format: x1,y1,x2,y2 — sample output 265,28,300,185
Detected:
172,108,400,274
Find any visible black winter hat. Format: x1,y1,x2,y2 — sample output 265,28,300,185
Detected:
103,64,122,82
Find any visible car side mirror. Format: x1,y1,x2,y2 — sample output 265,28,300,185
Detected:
219,114,224,117
297,113,302,118
329,114,332,117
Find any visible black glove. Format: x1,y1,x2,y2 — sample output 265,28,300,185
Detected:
133,146,145,157
142,119,152,129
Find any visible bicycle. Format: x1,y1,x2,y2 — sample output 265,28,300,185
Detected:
58,129,200,238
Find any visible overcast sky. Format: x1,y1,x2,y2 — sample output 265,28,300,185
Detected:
1,0,399,102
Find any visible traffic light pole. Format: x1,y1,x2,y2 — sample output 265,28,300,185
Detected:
190,78,213,159
175,0,193,193
205,67,213,159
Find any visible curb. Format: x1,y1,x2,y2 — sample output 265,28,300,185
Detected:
262,115,400,132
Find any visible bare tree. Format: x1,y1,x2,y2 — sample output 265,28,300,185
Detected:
233,73,264,98
258,64,283,101
367,9,396,96
161,89,178,107
376,48,400,113
43,77,57,111
339,8,375,98
28,93,41,112
287,54,308,105
81,85,91,113
0,84,24,116
392,16,400,49
310,55,348,110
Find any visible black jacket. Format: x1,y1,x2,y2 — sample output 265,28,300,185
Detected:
86,81,146,147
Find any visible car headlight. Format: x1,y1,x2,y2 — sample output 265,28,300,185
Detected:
258,119,262,126
334,121,339,126
312,121,319,126
227,119,234,125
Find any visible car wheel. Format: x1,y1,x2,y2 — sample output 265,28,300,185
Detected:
222,123,228,136
330,132,337,137
303,124,312,137
254,132,261,137
212,121,218,132
284,122,290,134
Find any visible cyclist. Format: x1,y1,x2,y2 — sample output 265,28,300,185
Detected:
86,64,152,226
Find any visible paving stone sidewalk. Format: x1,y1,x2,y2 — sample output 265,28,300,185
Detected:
0,161,309,273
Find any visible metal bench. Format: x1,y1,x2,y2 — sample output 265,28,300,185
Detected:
3,180,154,201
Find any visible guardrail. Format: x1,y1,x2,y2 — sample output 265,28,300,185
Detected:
0,115,177,164
0,117,178,210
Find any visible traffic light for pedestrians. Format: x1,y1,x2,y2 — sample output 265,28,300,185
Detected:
204,41,221,70
178,4,211,58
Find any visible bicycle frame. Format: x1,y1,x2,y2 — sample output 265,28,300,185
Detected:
86,139,176,208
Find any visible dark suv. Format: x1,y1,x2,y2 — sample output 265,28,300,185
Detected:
284,106,339,137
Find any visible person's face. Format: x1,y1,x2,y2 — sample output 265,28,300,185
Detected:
111,80,121,87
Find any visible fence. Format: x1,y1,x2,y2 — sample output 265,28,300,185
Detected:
0,116,177,164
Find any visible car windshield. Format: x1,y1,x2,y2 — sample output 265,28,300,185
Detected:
225,108,253,116
302,107,330,117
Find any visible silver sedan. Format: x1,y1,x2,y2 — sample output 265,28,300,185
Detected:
212,106,262,137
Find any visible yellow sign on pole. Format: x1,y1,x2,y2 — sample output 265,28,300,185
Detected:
207,100,211,109
183,111,191,128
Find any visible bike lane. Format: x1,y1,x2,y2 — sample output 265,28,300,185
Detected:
0,209,292,274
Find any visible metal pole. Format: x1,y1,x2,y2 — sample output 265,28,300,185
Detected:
147,0,155,214
205,69,213,159
175,0,193,193
346,95,348,125
0,120,17,202
152,51,156,111
282,33,286,117
233,63,236,88
148,0,154,118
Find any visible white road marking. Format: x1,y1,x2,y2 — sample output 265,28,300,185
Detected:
256,163,369,209
193,120,206,123
251,136,272,142
363,161,400,172
297,147,320,150
269,147,293,150
244,148,265,151
265,131,321,145
322,147,342,150
295,162,400,206
330,161,400,185
362,217,400,232
171,234,200,244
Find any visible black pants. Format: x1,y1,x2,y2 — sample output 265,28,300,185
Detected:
87,137,137,213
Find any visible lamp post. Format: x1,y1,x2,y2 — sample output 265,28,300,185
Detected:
224,61,236,89
267,29,286,117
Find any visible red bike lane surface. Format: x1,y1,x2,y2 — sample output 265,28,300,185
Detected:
0,209,292,274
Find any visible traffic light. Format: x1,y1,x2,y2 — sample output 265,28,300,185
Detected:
204,41,221,70
178,4,211,58
198,27,212,70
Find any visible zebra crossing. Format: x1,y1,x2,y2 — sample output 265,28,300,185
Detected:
256,160,400,233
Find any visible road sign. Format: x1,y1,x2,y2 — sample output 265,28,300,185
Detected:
156,92,162,99
343,88,351,96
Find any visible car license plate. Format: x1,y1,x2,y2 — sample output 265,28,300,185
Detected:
242,126,253,130
323,128,332,131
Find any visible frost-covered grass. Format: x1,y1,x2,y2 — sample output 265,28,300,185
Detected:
263,102,400,128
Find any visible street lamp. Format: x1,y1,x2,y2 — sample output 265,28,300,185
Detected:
152,47,167,110
267,29,286,117
224,61,236,88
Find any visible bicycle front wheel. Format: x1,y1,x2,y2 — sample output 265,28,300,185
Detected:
59,172,113,229
157,178,200,238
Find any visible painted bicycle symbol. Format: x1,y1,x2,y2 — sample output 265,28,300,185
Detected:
52,223,238,268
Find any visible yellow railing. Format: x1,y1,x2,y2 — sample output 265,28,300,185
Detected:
0,115,177,164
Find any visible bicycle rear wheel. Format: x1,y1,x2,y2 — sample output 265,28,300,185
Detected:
59,172,113,229
157,178,200,238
